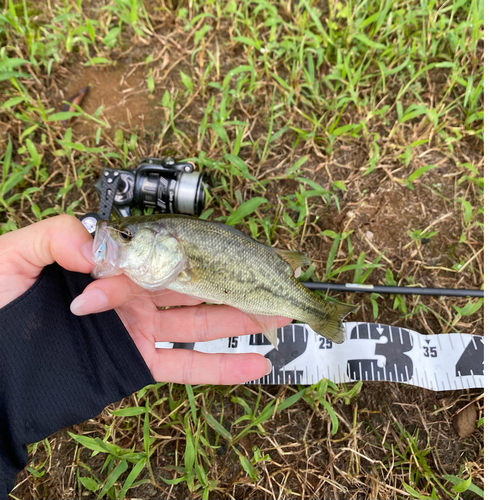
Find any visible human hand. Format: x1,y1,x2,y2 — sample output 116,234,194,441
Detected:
0,215,289,384
0,215,95,308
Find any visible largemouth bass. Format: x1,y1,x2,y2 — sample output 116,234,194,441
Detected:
91,215,355,347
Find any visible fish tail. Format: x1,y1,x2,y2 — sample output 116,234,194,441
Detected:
310,303,357,344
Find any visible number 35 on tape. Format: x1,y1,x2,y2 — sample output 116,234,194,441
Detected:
155,322,484,391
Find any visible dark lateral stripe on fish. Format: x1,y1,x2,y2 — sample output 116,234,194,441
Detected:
192,270,325,318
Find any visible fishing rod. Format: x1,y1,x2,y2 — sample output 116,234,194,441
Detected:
303,282,484,298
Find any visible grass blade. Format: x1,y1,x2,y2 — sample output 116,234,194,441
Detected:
226,197,268,226
204,412,232,442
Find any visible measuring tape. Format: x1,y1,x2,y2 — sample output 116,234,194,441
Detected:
155,322,483,391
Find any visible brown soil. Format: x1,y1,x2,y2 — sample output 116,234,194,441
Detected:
58,56,166,136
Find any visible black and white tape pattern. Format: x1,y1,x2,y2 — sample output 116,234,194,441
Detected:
155,322,483,391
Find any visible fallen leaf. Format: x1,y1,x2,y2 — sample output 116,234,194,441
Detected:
453,403,478,439
61,86,89,125
162,51,170,70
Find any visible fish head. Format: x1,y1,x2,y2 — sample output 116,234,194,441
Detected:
91,219,186,290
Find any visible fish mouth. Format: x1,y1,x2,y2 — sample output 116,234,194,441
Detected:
91,221,121,279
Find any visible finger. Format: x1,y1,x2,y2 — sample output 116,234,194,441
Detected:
0,214,93,276
70,274,204,315
148,349,272,384
150,304,291,342
149,290,204,308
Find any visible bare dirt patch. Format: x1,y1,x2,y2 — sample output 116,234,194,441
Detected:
57,59,165,135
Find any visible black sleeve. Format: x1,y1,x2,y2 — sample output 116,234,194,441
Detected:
0,263,156,498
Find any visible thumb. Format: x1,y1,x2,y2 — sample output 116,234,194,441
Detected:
0,215,94,277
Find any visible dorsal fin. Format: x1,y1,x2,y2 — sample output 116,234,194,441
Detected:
274,249,311,271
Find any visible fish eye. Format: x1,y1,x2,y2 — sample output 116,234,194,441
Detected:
119,228,133,242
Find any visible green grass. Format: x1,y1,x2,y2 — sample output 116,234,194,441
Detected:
1,0,483,498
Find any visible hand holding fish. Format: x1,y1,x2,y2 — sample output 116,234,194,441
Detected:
90,215,355,347
0,215,286,384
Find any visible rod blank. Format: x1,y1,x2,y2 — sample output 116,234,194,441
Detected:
302,282,484,298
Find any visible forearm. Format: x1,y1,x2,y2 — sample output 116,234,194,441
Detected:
0,264,155,498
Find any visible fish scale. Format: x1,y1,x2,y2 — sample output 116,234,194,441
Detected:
152,217,324,319
91,214,355,346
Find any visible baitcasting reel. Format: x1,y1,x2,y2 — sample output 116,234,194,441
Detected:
81,157,206,235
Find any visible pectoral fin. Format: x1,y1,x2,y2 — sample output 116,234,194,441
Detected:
246,313,278,349
274,249,311,272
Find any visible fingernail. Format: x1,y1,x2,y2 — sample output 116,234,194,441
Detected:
266,359,273,375
81,241,94,265
70,289,109,316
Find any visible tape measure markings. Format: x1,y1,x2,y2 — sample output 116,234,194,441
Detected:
437,333,443,352
432,372,438,391
448,333,454,350
155,322,483,391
